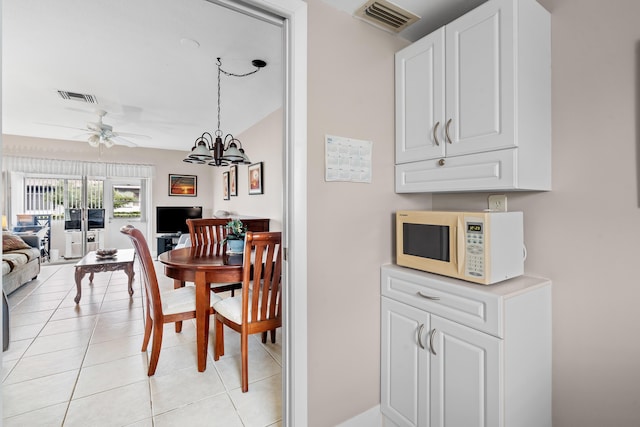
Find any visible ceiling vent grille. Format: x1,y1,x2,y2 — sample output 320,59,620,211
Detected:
355,0,420,33
57,90,98,104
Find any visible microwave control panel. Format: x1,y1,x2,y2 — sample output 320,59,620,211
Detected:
464,219,485,278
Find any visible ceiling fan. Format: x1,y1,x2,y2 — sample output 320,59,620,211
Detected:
80,109,149,148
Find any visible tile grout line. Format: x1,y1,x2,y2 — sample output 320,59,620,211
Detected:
60,270,114,426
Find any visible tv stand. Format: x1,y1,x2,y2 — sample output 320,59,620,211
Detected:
157,234,180,256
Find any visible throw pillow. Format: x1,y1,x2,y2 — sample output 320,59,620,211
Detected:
2,232,31,252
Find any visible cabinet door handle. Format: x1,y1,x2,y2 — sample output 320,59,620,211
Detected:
428,328,437,355
417,324,426,350
433,121,441,146
445,118,453,144
417,291,440,301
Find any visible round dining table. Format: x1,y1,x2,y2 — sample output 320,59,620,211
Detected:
158,245,244,372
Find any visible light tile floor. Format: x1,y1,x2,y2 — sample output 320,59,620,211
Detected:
2,261,282,426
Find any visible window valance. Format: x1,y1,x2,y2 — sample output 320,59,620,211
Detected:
2,156,154,178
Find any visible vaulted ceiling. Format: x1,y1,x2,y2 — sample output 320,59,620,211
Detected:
2,0,487,152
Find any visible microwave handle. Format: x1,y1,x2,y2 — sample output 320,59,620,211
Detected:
456,219,464,275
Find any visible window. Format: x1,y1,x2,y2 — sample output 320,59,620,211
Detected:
24,177,103,218
113,185,141,218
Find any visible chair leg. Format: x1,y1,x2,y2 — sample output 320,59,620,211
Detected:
147,322,164,376
141,311,153,351
241,332,249,393
261,330,276,344
213,316,224,360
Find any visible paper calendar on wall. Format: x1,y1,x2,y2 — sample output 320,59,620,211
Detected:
325,134,372,183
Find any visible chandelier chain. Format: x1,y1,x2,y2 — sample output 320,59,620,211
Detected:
217,60,222,133
215,58,262,135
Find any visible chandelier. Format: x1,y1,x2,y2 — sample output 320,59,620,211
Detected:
184,57,266,166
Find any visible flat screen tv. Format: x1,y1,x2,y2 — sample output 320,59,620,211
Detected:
64,208,82,230
156,206,202,234
88,208,105,230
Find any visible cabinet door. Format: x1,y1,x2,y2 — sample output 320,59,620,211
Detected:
429,315,501,427
445,0,515,157
396,28,445,164
381,297,430,427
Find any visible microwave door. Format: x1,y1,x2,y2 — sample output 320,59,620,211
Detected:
403,223,450,261
396,212,460,278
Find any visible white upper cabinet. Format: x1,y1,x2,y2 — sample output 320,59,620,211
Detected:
395,0,551,193
396,27,445,163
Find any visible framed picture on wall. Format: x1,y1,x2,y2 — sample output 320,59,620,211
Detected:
223,171,230,200
229,165,238,197
168,174,197,197
248,162,263,195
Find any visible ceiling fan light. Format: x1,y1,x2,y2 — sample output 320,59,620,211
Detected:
88,134,100,147
103,138,115,148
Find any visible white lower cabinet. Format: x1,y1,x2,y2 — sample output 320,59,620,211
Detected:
381,264,551,427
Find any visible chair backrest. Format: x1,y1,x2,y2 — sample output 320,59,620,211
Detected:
120,225,163,321
241,231,282,325
186,218,230,254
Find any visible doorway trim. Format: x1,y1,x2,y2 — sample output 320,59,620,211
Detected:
210,0,308,425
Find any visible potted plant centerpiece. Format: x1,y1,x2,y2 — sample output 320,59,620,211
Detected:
224,219,247,253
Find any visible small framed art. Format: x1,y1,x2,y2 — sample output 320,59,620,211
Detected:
229,165,238,197
169,174,197,197
248,162,263,195
222,171,230,200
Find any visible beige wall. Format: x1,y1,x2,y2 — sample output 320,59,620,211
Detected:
430,0,640,426
305,1,428,425
211,108,284,231
308,0,640,426
2,134,215,251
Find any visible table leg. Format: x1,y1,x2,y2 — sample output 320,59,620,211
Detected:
195,271,210,372
125,262,135,296
74,268,84,304
174,279,184,333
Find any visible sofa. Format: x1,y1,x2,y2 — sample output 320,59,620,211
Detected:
2,232,41,295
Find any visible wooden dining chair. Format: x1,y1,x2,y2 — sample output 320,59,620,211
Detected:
213,231,282,392
186,218,242,296
186,218,229,250
120,225,221,376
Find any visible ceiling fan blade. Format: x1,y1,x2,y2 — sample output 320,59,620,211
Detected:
86,122,101,132
37,122,88,132
113,131,151,140
110,136,138,147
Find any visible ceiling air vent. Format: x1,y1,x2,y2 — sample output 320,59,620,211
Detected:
355,0,420,33
57,90,98,104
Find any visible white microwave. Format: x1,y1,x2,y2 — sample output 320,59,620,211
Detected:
396,210,524,285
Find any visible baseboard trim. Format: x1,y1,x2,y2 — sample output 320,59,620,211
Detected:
336,405,383,427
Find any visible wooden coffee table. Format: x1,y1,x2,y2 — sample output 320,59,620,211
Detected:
74,249,136,303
